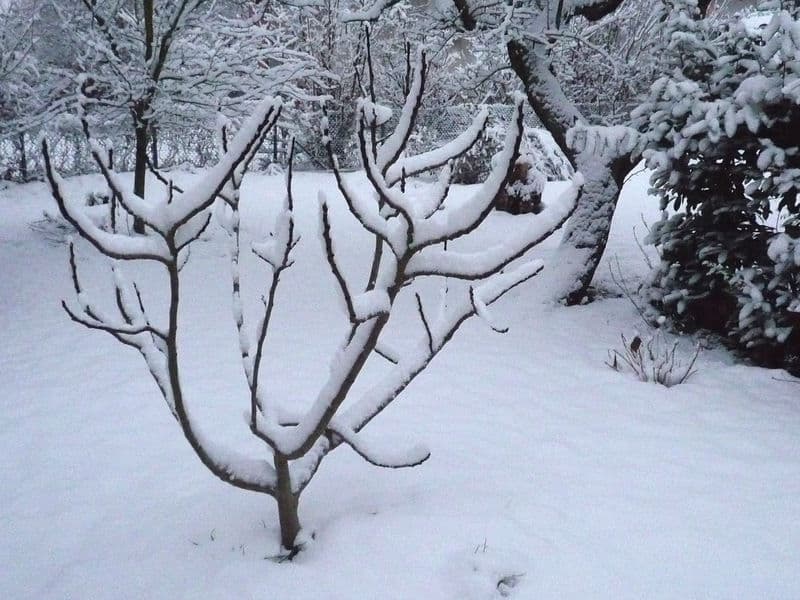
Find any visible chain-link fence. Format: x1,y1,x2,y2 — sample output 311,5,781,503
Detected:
0,125,278,182
1,103,568,181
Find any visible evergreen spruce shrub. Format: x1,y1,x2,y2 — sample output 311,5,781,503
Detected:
634,0,800,374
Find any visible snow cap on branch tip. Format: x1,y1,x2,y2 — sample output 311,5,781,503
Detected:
35,130,48,148
471,288,509,334
257,95,282,112
357,98,393,127
215,112,232,130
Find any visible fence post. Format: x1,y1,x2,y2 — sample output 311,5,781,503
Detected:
17,133,28,182
108,148,118,232
150,126,159,169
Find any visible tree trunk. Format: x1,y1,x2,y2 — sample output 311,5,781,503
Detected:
133,118,148,234
108,148,117,232
274,454,301,551
507,38,632,305
558,156,628,304
133,0,154,236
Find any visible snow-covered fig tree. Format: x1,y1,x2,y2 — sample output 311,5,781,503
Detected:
41,53,582,554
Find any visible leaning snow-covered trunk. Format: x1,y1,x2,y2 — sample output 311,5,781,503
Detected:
558,126,634,304
43,51,582,555
508,38,633,304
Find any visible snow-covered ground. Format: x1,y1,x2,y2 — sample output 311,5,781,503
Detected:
1,169,799,599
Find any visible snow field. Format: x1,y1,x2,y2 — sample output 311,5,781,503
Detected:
1,169,799,599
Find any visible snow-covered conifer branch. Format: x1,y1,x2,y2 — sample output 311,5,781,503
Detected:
567,124,638,162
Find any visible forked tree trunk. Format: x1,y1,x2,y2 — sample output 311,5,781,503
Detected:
274,454,301,551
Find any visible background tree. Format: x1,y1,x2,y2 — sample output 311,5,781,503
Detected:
0,6,36,180
0,1,70,181
57,0,323,231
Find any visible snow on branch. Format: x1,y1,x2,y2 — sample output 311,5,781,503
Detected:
340,256,549,436
375,49,427,173
407,173,583,279
51,41,583,550
567,124,638,162
42,146,173,263
162,97,283,233
340,0,403,23
411,97,525,248
265,75,573,472
327,421,431,468
319,193,358,323
48,95,288,499
62,242,173,411
384,108,489,186
323,111,398,250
